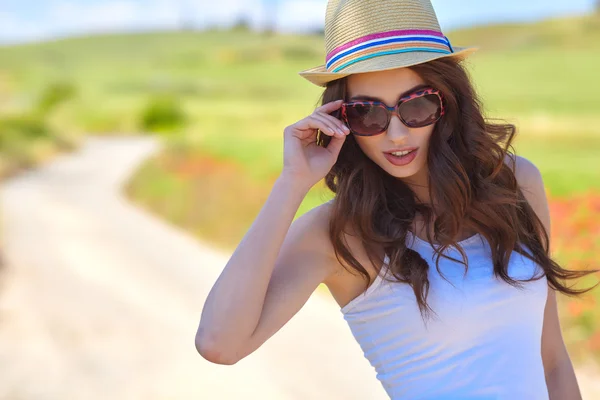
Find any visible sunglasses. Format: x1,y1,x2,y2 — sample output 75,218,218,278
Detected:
340,87,445,137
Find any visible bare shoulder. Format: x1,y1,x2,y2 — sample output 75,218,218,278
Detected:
503,153,543,186
302,201,386,307
290,200,333,247
291,199,333,232
503,153,550,230
290,200,377,292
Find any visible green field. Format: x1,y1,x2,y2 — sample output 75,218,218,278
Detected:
1,14,600,362
1,17,599,191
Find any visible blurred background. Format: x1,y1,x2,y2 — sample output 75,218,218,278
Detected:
0,0,599,399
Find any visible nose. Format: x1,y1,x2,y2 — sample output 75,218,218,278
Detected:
386,113,410,142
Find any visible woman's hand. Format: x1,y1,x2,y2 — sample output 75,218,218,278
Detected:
281,99,350,189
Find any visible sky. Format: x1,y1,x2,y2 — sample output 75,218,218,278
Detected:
0,0,596,44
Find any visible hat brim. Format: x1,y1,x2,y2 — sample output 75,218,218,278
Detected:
298,46,478,87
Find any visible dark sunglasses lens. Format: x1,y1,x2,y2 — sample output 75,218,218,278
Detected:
345,104,388,136
398,94,442,128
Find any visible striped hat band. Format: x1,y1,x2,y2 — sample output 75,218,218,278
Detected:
326,29,454,73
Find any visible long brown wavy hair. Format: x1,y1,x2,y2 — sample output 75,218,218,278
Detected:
316,57,599,321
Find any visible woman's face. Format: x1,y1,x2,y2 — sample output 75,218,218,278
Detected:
346,67,436,185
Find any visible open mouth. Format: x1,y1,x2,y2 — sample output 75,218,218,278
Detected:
383,148,419,166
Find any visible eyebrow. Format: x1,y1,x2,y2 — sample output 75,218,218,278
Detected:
349,84,429,102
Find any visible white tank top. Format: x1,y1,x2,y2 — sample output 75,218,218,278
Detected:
341,230,549,399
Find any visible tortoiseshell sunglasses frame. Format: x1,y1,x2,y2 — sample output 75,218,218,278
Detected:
340,87,446,136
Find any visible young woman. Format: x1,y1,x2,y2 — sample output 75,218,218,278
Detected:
196,1,599,398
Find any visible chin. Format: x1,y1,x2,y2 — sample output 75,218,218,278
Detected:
384,165,422,179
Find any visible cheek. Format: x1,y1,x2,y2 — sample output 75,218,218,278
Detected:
410,129,435,162
416,126,435,145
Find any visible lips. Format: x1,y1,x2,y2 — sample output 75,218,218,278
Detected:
383,148,419,167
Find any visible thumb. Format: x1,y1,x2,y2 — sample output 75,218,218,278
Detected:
324,133,347,157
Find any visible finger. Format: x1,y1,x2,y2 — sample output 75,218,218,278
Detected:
324,129,347,156
289,115,321,135
288,115,334,141
309,114,344,137
313,110,350,134
315,99,344,114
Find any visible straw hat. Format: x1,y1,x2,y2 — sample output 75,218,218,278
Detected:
298,0,478,87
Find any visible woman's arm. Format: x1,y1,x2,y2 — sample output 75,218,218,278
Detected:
511,155,583,400
195,175,339,365
542,290,582,400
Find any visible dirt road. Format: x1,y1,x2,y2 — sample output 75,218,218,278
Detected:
0,136,387,400
0,135,598,399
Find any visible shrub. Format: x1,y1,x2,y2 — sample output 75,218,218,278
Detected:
36,82,77,116
139,95,187,133
0,114,51,148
